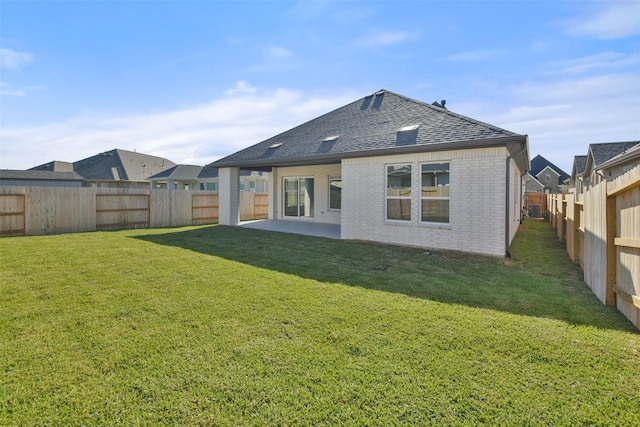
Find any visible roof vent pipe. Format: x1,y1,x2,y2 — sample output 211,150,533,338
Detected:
441,100,446,108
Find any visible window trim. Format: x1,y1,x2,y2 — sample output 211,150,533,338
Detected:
420,162,450,225
385,164,412,222
328,175,342,211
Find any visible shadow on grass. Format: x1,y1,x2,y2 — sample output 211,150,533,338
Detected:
133,219,636,332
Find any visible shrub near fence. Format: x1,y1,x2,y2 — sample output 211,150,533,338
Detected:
0,186,268,237
548,164,640,330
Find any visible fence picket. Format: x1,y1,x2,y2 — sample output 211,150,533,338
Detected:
547,164,640,329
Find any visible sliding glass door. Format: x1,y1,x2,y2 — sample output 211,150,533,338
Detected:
283,177,314,218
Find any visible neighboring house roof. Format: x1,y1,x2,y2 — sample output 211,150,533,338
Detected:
529,154,570,183
72,149,176,181
583,141,639,177
0,169,85,182
572,155,587,176
29,161,74,172
198,165,219,179
149,165,205,180
148,165,268,181
211,89,528,170
596,142,640,171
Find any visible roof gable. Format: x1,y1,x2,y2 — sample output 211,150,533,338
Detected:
212,90,524,168
571,155,587,178
530,155,569,182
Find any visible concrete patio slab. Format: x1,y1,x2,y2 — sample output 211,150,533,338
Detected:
239,220,341,239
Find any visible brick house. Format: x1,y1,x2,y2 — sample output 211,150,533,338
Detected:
526,155,569,194
211,90,529,257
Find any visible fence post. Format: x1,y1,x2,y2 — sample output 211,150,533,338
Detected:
605,196,617,307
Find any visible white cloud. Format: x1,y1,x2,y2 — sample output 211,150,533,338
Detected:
355,30,414,48
442,49,505,62
0,47,33,69
0,81,25,96
225,81,257,95
267,45,293,59
0,88,357,170
547,51,640,75
461,72,640,173
562,2,640,39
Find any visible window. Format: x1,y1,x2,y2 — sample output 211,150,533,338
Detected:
386,165,412,221
545,173,551,182
421,163,450,223
284,177,314,218
329,176,341,210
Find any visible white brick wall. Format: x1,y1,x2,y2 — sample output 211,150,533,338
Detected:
341,147,511,257
219,167,240,225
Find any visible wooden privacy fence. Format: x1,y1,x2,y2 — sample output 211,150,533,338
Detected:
548,164,640,330
0,187,269,237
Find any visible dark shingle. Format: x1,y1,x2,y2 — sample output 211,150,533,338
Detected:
212,90,522,168
149,165,203,180
0,169,84,181
589,141,639,167
73,149,176,181
573,155,587,175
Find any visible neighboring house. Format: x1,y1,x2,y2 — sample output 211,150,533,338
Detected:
566,155,587,195
149,165,269,191
211,89,529,257
31,149,177,188
582,141,639,190
526,154,569,194
149,165,216,190
0,170,85,187
594,142,640,187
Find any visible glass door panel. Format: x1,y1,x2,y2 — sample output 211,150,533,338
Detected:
284,178,299,217
283,177,314,218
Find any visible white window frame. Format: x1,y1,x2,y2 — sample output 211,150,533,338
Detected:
328,175,341,211
283,176,315,219
420,162,450,225
385,164,412,222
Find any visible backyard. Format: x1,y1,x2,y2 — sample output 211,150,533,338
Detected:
1,219,638,425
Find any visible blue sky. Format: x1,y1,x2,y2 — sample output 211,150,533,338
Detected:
1,0,639,173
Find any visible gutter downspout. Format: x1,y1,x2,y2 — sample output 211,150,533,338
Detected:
505,142,528,258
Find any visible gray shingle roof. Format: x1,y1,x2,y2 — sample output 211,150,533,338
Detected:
149,165,204,180
589,141,639,167
29,161,74,172
573,155,587,176
148,165,267,180
73,149,176,181
0,169,85,181
211,89,524,168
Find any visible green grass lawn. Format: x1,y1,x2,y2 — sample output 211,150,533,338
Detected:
1,219,638,426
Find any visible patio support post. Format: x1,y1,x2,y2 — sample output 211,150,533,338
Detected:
267,168,276,219
219,167,240,225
